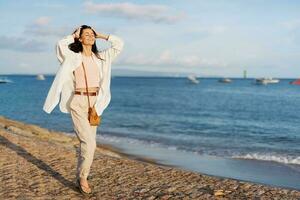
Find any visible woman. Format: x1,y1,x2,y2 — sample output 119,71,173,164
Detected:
43,25,124,194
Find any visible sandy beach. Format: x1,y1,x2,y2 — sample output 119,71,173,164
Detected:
0,116,299,199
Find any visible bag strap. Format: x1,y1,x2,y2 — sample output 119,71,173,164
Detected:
82,61,91,108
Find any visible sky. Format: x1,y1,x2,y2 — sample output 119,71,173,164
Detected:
1,0,300,78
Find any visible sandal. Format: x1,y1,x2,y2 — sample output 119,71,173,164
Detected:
76,179,92,195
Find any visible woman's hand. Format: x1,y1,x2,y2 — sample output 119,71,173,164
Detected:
94,29,109,40
72,27,81,39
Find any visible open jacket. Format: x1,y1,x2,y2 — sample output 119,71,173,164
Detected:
43,34,124,116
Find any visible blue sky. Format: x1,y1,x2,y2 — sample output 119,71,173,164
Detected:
1,0,300,78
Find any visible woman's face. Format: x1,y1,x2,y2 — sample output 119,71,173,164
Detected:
79,28,95,46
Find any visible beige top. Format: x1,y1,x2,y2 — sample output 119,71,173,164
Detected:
74,54,100,90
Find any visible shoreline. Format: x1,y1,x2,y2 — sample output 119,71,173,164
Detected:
59,128,300,191
57,130,300,191
96,133,300,191
0,115,300,199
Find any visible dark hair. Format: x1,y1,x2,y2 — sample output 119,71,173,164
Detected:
69,25,104,60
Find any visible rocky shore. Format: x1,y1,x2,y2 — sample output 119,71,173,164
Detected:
0,116,299,199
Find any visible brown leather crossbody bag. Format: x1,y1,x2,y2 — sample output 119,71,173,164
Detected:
82,61,101,126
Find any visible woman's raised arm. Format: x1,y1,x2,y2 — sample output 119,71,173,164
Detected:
96,31,124,63
56,34,75,64
56,28,80,64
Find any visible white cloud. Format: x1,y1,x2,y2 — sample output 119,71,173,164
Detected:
186,25,227,35
24,25,71,37
34,16,51,26
84,2,186,24
0,36,47,52
24,17,73,37
33,2,65,9
120,50,227,68
159,50,172,62
282,19,300,30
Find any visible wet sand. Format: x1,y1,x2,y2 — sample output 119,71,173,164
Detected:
0,116,299,199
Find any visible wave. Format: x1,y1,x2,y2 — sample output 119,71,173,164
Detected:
98,133,181,150
64,131,300,166
232,153,300,165
99,134,300,166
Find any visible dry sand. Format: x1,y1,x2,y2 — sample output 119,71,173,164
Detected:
0,116,299,199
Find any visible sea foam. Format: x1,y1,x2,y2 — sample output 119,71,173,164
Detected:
232,153,300,165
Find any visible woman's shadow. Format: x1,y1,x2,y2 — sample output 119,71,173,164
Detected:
0,135,78,193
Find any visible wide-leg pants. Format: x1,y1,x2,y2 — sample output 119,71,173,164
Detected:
70,94,98,180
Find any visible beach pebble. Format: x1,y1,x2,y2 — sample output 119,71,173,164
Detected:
214,189,225,196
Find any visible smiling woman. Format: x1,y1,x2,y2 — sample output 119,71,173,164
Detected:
43,24,124,195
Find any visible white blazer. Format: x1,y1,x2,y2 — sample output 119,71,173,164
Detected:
43,34,124,116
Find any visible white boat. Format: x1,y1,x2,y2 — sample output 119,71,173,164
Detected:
0,77,12,84
255,78,280,85
187,75,199,84
219,78,232,83
36,74,45,80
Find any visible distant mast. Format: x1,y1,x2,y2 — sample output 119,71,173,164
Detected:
243,70,247,79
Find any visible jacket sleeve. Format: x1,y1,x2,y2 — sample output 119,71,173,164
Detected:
99,34,124,63
42,66,65,114
56,35,75,64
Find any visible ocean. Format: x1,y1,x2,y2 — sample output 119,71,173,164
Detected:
0,75,300,189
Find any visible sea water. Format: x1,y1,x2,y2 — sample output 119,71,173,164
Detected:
0,75,299,189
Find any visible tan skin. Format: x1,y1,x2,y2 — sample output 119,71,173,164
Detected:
72,27,109,193
73,27,109,93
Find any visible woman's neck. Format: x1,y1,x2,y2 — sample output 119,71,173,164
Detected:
81,45,92,56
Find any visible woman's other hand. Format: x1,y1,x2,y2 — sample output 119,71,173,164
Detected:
72,27,81,39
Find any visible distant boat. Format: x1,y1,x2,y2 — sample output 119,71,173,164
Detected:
36,74,45,80
187,75,199,84
255,78,280,85
0,77,12,84
219,78,232,83
290,79,300,85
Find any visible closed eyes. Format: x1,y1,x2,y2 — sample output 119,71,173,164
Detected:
85,34,95,37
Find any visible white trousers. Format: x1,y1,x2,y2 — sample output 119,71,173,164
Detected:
70,94,98,180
